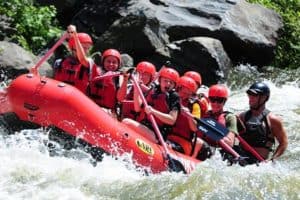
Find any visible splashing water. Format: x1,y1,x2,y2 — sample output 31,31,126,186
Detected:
0,69,299,199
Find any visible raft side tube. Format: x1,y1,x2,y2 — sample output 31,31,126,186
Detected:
6,74,200,173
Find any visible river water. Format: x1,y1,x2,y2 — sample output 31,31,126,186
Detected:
0,67,299,200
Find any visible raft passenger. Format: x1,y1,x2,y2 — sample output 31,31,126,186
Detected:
238,82,288,164
168,76,213,160
87,48,123,115
122,67,180,143
53,25,95,93
117,61,157,120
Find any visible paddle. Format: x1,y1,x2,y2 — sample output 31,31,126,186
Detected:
195,115,265,162
131,74,182,172
91,68,135,83
236,134,266,162
182,110,241,159
91,71,122,83
30,32,68,75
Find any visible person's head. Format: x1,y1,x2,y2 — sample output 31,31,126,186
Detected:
184,71,202,87
208,84,229,113
68,33,93,54
159,67,179,92
101,49,121,71
177,76,198,100
136,61,156,85
246,82,270,110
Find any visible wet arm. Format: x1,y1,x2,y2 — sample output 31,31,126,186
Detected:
151,109,179,125
270,114,288,160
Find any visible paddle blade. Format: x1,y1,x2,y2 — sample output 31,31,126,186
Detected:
197,118,229,141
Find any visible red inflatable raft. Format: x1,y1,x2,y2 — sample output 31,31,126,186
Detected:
0,73,200,173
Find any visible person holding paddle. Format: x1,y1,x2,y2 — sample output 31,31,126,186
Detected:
53,25,95,93
168,76,213,160
122,67,180,143
117,61,157,120
201,84,240,163
87,48,123,114
238,82,288,164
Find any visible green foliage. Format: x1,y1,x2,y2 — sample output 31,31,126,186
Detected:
0,0,62,54
248,0,300,69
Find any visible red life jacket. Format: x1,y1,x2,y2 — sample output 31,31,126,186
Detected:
168,98,195,155
54,56,91,93
137,88,170,127
120,84,152,120
88,75,119,109
120,100,137,120
171,98,194,140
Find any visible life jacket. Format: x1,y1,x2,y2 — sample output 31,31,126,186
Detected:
171,98,196,140
120,100,138,120
240,109,274,150
168,98,197,155
87,74,119,109
53,56,91,93
136,86,171,127
120,84,151,120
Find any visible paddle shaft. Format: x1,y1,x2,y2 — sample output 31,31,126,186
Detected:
236,135,266,162
131,75,170,159
31,32,68,74
92,72,121,82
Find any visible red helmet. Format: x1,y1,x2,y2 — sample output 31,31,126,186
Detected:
184,71,202,86
178,76,198,93
159,67,179,84
136,61,156,77
208,84,229,98
101,49,121,65
68,33,93,50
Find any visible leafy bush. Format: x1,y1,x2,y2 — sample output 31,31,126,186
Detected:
248,0,300,69
0,0,62,54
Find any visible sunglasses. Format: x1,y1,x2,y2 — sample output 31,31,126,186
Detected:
209,97,226,104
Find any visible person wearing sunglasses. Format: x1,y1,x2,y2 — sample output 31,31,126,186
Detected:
238,82,288,163
205,84,238,146
201,84,239,163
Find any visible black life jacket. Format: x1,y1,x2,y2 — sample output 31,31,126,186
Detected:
240,109,274,150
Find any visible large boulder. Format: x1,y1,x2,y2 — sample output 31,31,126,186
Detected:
36,0,283,83
0,41,52,81
155,37,232,85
